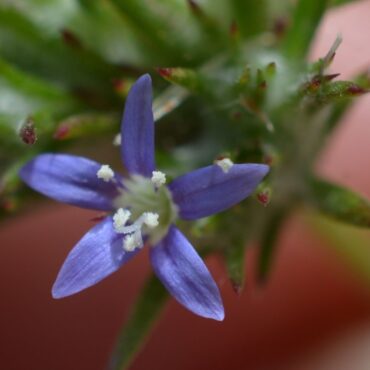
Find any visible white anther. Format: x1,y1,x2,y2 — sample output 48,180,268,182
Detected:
113,133,121,146
215,158,234,173
143,212,159,228
113,208,131,231
151,171,166,187
123,231,143,252
97,164,114,182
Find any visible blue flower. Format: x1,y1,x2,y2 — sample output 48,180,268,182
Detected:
20,75,269,321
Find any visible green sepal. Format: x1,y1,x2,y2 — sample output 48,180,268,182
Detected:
309,177,370,228
108,274,168,370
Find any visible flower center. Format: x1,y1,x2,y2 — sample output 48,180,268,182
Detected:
113,173,178,251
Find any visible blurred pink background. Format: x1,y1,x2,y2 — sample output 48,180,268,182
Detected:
1,1,370,369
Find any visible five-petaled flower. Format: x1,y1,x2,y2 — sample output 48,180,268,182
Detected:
20,75,269,321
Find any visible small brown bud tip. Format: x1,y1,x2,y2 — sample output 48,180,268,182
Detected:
266,62,276,74
230,21,239,37
231,280,243,295
19,118,37,145
257,191,270,207
272,17,288,38
61,29,82,49
54,125,70,140
1,198,16,212
324,73,340,81
156,68,173,78
112,78,125,92
263,155,273,166
259,80,267,90
187,0,201,14
347,84,367,95
232,111,242,120
310,76,321,89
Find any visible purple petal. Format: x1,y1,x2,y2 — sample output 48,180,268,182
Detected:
20,154,121,211
121,74,155,177
52,216,138,298
150,226,224,321
169,163,269,220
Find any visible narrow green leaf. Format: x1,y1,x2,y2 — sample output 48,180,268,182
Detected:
108,274,168,370
323,71,370,134
319,81,367,101
309,177,370,228
257,206,290,282
225,242,247,294
282,0,328,59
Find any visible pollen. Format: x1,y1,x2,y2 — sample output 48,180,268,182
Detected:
215,158,234,173
113,208,131,231
113,133,121,146
151,171,166,187
97,164,114,182
143,212,159,228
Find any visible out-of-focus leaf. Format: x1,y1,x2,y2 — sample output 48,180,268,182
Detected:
257,206,290,282
309,177,370,228
230,0,267,38
0,57,82,130
329,0,359,6
0,6,119,102
310,212,370,285
108,274,168,370
108,0,190,64
186,0,227,47
282,0,328,59
53,113,118,140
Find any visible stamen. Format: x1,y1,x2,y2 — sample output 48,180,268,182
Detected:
113,133,121,146
151,171,166,187
143,212,159,228
215,158,234,173
116,211,159,235
113,208,131,231
97,164,114,182
123,231,143,252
